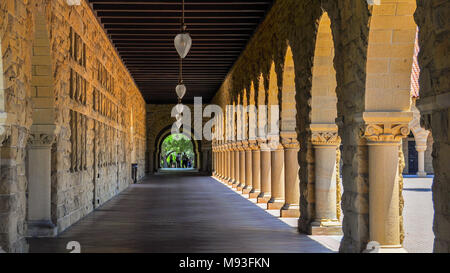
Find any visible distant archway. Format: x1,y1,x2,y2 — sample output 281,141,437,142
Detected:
160,134,195,169
154,125,201,172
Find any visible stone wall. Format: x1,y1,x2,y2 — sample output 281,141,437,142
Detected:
0,0,146,252
415,0,450,253
0,0,35,253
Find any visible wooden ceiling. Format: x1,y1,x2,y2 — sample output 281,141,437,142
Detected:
88,0,274,104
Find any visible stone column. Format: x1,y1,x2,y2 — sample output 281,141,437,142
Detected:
232,143,240,189
364,112,412,252
225,144,232,185
222,144,228,181
416,144,427,177
215,146,219,176
212,145,216,176
27,132,57,237
222,145,226,179
268,136,285,210
280,133,300,218
237,142,246,191
219,145,224,179
257,140,271,203
309,125,342,234
249,141,261,198
243,142,253,194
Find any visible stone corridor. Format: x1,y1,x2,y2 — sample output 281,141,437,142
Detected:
29,174,333,253
1,0,449,254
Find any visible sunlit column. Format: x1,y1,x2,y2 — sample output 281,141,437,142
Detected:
232,142,240,189
237,142,246,191
416,144,427,177
268,137,285,210
309,125,341,234
280,133,300,217
364,112,412,252
243,141,253,194
249,141,261,198
257,140,271,203
212,145,216,176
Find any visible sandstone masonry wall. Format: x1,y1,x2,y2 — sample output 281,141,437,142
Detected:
415,0,450,252
0,0,146,252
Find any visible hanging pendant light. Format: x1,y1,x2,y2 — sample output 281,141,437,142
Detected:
174,0,191,59
175,33,192,59
176,82,186,100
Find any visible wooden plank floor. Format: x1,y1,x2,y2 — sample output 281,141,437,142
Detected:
29,174,333,253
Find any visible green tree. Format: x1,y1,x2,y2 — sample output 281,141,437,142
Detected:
161,134,195,167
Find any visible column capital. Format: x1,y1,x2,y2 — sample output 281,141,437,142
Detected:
257,137,271,151
363,112,413,144
235,141,245,151
280,131,299,150
267,135,283,151
28,132,56,148
248,140,259,151
310,124,341,146
241,140,249,150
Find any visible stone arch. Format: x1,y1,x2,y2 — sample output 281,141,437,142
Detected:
267,62,279,138
297,11,342,234
311,13,337,125
26,7,58,237
279,45,300,218
281,46,297,133
154,125,201,172
365,0,417,111
361,0,418,252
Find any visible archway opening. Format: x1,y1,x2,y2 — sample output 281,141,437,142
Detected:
159,133,196,170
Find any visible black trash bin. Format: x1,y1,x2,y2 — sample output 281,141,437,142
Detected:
131,164,138,184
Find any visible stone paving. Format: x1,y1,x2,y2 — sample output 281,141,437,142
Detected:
27,175,434,253
28,174,334,253
402,177,434,253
